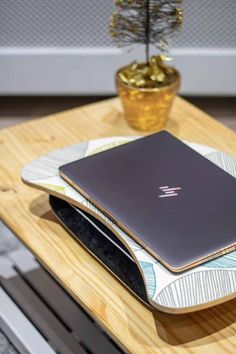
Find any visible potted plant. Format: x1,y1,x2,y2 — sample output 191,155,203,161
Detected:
109,0,183,131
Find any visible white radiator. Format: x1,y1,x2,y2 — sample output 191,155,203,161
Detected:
0,0,235,95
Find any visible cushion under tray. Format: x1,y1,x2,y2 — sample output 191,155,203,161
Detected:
49,195,149,304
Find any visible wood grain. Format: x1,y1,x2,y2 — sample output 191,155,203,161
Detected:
0,96,236,353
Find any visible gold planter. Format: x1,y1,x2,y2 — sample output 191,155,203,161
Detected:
116,68,180,132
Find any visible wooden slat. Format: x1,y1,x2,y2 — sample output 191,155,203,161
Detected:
1,276,87,354
0,97,236,353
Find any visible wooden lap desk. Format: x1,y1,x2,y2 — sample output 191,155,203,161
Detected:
0,97,236,353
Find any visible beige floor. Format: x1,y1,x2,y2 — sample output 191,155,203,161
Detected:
0,96,236,131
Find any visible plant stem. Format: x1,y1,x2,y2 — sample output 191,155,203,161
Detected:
145,0,150,63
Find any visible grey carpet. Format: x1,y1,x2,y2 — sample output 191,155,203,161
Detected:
0,222,20,255
0,223,21,353
0,330,18,354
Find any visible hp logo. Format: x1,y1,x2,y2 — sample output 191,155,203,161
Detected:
158,186,182,198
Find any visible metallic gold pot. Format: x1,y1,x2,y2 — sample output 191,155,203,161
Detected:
116,68,180,131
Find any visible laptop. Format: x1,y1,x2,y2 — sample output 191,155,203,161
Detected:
59,131,236,272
